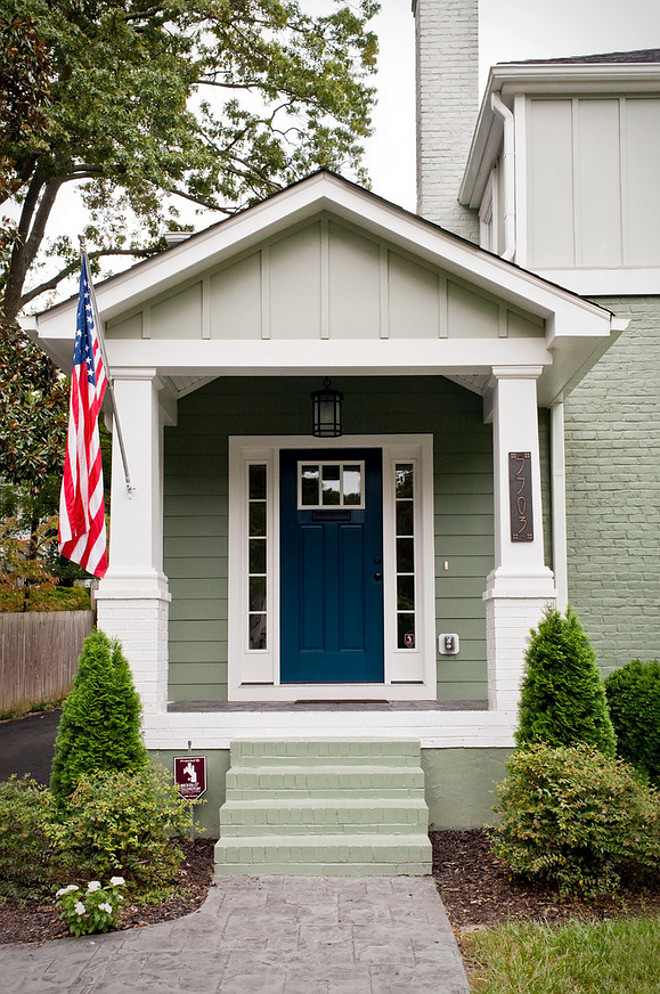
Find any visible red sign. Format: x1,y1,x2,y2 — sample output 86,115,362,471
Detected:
174,756,207,800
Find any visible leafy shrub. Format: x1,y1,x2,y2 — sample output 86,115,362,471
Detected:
54,765,191,899
51,629,148,809
605,659,660,786
0,776,61,901
492,742,660,897
517,606,616,757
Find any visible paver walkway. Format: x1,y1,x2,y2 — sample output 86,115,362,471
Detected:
0,875,470,993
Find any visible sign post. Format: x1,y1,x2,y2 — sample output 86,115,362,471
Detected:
174,743,207,840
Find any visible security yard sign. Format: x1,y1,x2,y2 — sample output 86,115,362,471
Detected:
174,756,207,801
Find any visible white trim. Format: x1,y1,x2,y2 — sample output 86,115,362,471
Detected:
533,268,660,295
228,434,436,702
144,707,516,751
551,401,568,612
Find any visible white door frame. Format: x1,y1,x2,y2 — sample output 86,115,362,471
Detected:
227,434,437,700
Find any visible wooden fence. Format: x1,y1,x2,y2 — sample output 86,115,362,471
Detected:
0,611,94,713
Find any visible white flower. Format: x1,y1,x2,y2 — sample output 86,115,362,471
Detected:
87,881,102,893
98,903,113,914
110,876,125,887
74,902,86,915
66,884,79,892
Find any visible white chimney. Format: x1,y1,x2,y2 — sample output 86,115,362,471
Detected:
413,0,480,241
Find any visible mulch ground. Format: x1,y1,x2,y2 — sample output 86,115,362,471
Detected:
2,830,660,945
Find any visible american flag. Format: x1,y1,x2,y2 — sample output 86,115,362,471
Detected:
58,255,108,578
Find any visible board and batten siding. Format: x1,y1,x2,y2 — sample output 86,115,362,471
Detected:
105,215,545,345
163,376,495,703
526,96,660,270
564,295,660,675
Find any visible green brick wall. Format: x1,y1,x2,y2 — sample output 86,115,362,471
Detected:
564,295,660,675
163,375,495,702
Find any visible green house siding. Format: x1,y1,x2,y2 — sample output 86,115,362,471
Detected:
164,375,494,702
564,295,660,675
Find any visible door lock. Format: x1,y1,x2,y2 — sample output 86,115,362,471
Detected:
373,572,382,582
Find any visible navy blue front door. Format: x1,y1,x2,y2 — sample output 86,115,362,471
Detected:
280,448,384,683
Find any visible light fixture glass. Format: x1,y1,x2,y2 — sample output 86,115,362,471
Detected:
311,378,343,437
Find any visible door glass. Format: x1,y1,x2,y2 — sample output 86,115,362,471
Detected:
395,463,416,649
248,463,268,650
298,461,364,509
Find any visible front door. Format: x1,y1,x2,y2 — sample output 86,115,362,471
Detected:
280,448,384,683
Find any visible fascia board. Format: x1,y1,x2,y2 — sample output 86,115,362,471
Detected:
30,171,612,352
462,62,660,207
100,336,551,377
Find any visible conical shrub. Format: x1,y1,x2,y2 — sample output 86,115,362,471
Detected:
51,629,147,809
516,605,616,757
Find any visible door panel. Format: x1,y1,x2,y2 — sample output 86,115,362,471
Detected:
280,448,384,683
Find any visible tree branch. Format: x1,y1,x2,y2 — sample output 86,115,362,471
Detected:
19,248,156,310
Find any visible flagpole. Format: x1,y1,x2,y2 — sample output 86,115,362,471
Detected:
79,237,135,496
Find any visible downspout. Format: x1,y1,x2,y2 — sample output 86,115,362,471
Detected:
551,401,569,612
490,93,516,262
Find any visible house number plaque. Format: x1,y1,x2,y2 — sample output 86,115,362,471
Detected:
508,452,533,542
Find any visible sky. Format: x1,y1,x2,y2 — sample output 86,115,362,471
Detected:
367,0,660,210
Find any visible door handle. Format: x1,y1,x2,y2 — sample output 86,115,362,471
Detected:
373,572,382,582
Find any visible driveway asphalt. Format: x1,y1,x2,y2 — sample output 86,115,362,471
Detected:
0,709,60,784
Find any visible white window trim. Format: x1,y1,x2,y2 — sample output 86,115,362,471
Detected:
228,434,436,701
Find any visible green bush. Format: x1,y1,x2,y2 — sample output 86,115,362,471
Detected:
0,776,61,901
50,629,148,809
605,659,660,787
517,606,616,757
54,764,191,899
492,742,660,898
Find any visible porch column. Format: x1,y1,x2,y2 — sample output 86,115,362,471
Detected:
95,369,171,716
483,366,556,712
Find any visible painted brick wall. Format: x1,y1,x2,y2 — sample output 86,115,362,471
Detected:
564,295,660,674
414,0,480,240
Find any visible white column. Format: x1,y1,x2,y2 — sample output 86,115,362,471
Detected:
483,367,556,711
96,369,171,715
551,400,569,612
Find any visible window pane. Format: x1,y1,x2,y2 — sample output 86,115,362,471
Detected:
396,500,414,537
301,465,319,506
396,537,415,574
249,464,267,501
322,464,341,505
249,614,267,650
395,464,414,499
343,465,362,505
249,501,266,537
397,574,415,612
249,538,266,574
397,613,415,649
249,575,267,612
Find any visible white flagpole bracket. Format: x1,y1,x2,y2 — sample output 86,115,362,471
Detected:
79,237,135,497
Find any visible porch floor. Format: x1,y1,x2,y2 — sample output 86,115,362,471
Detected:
168,700,489,712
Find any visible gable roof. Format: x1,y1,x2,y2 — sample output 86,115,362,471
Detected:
25,170,621,407
501,48,660,66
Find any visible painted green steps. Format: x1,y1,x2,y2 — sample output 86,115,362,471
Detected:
214,740,432,876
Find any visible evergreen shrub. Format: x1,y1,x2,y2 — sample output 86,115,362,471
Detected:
492,743,660,897
516,606,616,757
50,629,148,808
54,765,191,897
0,776,61,901
605,659,660,786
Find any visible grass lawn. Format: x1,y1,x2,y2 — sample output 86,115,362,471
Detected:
462,914,660,993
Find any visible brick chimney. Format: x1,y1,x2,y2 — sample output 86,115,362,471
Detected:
414,0,480,240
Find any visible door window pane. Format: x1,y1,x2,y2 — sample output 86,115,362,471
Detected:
322,464,341,505
248,464,268,650
343,465,362,505
298,461,365,509
300,465,319,506
394,463,416,649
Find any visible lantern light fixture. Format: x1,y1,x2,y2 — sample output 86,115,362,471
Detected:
311,378,343,438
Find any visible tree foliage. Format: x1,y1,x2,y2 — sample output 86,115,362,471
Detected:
516,605,617,757
1,0,379,321
50,629,148,809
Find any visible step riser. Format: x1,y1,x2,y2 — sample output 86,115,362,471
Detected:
215,740,432,877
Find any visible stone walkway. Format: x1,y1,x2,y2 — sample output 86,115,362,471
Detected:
0,876,470,993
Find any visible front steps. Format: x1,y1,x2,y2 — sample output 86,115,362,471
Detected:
214,740,432,876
